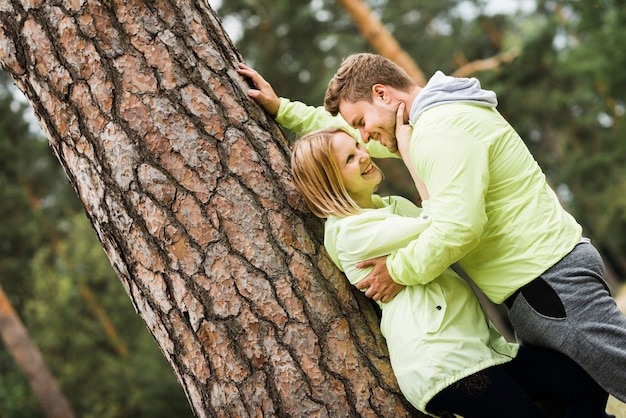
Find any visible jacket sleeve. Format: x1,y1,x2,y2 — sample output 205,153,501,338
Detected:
335,211,432,286
274,98,397,159
387,125,489,285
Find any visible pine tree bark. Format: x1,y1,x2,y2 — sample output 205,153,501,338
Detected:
0,1,422,416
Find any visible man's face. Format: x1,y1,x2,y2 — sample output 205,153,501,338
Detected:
339,98,398,153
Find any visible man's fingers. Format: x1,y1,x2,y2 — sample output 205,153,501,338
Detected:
355,260,373,269
356,256,386,269
365,288,378,300
355,276,371,289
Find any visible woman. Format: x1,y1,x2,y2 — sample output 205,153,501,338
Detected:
289,127,608,418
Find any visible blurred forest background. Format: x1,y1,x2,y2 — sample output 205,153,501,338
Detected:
1,0,625,416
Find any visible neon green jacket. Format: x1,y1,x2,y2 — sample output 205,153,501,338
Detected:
276,77,582,303
399,76,582,302
324,194,517,414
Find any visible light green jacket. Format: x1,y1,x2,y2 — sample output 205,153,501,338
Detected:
276,97,582,304
275,98,395,159
325,194,517,415
399,103,582,303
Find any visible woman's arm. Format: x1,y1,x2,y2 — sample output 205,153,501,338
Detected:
238,63,397,159
326,197,431,302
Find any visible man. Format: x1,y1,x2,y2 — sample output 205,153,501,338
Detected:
321,53,626,402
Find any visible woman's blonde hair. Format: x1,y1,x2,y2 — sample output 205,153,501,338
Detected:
291,128,362,218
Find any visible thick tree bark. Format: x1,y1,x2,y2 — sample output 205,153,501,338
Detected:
0,0,421,416
0,284,76,418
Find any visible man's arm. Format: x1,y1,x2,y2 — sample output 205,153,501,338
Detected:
387,123,489,286
332,202,431,303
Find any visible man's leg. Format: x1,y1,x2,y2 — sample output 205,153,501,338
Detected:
507,240,626,402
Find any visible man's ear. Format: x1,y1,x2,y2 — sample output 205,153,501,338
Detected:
372,84,390,103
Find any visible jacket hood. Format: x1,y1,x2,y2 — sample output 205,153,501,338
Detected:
410,71,498,123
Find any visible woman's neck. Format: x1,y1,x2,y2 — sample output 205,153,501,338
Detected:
355,194,376,209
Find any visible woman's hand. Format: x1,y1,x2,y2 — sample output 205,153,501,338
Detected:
395,102,429,201
237,63,281,116
395,102,412,160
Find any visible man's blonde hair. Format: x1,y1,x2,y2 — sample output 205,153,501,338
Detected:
324,53,415,115
290,129,362,218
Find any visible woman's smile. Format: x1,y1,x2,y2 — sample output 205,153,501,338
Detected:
362,163,376,175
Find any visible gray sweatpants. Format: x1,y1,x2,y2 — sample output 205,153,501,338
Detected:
507,239,626,403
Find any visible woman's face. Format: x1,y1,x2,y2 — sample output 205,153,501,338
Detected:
330,132,382,205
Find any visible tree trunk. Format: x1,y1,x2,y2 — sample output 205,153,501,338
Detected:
0,284,76,418
0,1,421,416
337,0,426,86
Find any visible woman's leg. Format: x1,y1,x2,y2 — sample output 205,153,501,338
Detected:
503,344,609,418
426,366,548,418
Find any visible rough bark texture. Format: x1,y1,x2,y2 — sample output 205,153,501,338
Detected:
0,0,422,416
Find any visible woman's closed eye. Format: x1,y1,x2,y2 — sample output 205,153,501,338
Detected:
346,142,362,164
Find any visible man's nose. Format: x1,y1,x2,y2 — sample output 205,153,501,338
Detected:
359,128,369,142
